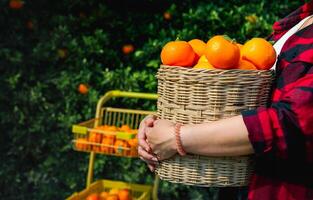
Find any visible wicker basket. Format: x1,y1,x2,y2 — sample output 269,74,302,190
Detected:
155,65,274,187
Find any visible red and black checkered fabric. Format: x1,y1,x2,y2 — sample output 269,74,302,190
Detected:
241,1,313,199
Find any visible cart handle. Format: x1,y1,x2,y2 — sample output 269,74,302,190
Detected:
95,90,158,120
108,90,158,100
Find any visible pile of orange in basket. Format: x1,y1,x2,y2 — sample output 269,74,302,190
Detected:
161,35,276,70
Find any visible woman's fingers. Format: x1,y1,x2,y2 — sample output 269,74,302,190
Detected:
145,115,157,127
153,119,160,127
138,126,150,152
145,126,154,137
147,164,156,172
139,156,158,165
138,146,158,162
138,115,154,138
139,155,157,172
145,118,155,127
138,120,147,140
137,115,160,172
138,115,157,152
138,136,151,152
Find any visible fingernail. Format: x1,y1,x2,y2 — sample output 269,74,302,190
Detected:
150,167,155,172
151,157,158,162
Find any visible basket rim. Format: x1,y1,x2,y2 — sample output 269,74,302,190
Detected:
160,64,275,72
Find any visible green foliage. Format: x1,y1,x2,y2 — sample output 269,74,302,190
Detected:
0,0,302,199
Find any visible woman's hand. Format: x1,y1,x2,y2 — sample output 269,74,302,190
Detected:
137,115,158,171
146,119,177,161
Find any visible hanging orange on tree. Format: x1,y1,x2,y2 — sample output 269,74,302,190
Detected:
122,44,134,55
77,83,88,95
9,0,24,10
163,12,172,20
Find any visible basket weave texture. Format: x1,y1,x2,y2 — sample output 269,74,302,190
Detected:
155,65,274,187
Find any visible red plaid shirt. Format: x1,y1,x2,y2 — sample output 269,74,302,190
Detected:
242,1,313,200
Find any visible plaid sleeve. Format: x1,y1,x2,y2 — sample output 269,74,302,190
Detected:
242,64,313,162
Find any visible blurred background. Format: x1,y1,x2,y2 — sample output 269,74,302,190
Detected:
0,0,304,199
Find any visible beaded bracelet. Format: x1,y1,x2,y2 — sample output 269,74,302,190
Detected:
174,123,186,156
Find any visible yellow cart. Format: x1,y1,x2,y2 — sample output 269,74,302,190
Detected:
67,90,159,200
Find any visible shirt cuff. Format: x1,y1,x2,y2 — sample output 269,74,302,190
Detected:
241,107,274,156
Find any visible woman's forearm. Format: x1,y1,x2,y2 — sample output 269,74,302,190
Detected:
180,115,254,156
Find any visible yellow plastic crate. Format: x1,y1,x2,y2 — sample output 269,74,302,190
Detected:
72,107,155,158
67,179,152,200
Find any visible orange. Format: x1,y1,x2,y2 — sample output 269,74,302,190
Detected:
119,125,131,132
89,131,102,152
130,129,137,134
204,35,240,69
9,0,23,9
237,60,257,70
188,39,206,61
122,44,134,55
128,138,138,147
89,131,102,143
101,137,115,154
118,189,132,200
163,12,172,20
241,38,276,70
128,138,138,156
197,55,209,63
160,41,196,67
98,125,109,130
107,126,118,132
78,83,88,94
106,195,119,200
193,62,215,70
236,43,243,58
236,43,243,50
100,191,109,200
114,139,129,156
109,189,119,195
86,193,100,200
75,138,89,151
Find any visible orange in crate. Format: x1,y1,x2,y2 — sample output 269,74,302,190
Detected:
89,132,102,143
107,126,118,132
128,138,138,157
119,125,131,132
75,138,89,151
118,189,132,200
114,139,130,156
107,195,119,200
109,188,119,195
86,193,100,200
99,191,109,199
66,179,152,200
89,128,103,151
101,136,115,154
